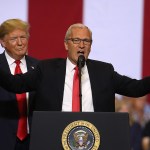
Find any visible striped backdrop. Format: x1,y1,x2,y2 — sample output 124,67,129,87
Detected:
0,0,150,99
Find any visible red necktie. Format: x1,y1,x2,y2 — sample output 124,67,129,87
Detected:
14,60,27,140
72,66,80,112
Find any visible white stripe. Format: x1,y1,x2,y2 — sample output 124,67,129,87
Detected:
0,0,144,80
83,0,144,79
0,0,28,53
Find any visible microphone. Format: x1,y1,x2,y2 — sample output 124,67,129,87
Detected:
77,55,85,112
77,55,85,68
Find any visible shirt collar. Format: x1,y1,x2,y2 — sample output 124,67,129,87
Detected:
5,51,26,66
66,57,87,73
66,58,76,72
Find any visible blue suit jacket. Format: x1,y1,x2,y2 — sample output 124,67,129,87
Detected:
0,52,39,150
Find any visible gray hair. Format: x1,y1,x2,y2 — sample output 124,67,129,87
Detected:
64,23,92,40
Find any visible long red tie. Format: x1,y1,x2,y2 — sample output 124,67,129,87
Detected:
72,66,80,112
14,60,27,141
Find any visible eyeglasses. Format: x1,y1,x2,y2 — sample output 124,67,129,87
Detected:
66,38,92,45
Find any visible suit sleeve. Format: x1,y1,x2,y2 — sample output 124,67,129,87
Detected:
0,64,41,93
113,71,150,97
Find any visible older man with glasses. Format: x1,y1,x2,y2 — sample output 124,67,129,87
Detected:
0,23,150,115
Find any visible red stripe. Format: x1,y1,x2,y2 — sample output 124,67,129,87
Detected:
28,0,83,59
142,0,150,102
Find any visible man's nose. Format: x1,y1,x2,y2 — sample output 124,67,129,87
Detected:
79,40,85,48
17,38,22,45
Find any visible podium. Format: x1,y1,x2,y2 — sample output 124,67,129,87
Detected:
29,111,130,150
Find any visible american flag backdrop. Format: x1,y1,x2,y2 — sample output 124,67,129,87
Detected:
0,0,150,100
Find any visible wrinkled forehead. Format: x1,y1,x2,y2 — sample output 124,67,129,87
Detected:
65,24,92,40
70,27,92,39
3,29,28,40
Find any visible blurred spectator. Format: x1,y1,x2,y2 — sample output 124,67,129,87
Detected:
130,96,150,127
142,121,150,150
115,95,150,150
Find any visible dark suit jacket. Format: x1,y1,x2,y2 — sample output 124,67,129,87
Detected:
1,58,150,114
0,53,39,150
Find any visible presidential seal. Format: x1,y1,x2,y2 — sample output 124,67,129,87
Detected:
62,120,100,150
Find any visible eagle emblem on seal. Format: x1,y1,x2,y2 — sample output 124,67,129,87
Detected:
73,130,90,149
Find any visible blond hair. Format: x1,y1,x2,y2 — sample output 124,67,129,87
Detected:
0,18,30,39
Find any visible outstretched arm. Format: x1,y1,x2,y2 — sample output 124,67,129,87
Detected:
0,66,39,93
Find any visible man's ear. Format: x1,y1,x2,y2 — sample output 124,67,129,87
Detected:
64,41,68,51
0,39,5,48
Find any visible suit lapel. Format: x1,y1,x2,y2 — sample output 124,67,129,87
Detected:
0,52,17,109
0,52,11,73
24,56,39,115
86,59,97,110
25,56,36,71
56,59,66,108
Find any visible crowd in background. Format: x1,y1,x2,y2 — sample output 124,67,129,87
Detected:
115,95,150,150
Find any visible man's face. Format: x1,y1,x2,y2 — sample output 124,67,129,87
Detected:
1,29,28,60
64,27,92,65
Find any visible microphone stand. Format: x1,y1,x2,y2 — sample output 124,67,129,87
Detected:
77,55,85,112
78,65,82,112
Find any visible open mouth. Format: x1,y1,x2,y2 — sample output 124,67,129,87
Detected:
77,51,84,55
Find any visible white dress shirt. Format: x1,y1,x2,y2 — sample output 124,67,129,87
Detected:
5,51,29,133
62,58,94,112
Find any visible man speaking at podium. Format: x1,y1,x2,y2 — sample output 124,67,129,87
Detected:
0,23,150,113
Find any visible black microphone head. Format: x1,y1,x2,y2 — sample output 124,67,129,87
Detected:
77,55,85,68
